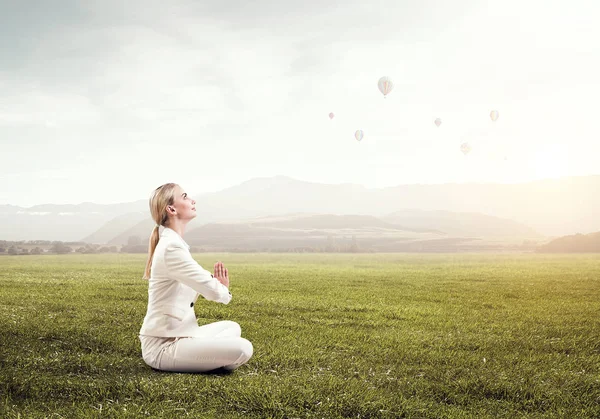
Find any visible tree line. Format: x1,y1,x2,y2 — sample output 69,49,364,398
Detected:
1,234,363,255
0,242,120,255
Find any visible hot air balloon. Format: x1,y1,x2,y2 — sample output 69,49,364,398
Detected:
460,142,471,155
490,110,499,121
378,76,393,98
355,130,364,142
329,112,334,120
434,118,442,127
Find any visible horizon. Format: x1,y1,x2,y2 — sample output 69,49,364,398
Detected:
2,1,599,207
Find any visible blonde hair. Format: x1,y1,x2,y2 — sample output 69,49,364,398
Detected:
142,183,178,280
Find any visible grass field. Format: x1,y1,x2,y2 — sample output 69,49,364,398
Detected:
1,253,599,418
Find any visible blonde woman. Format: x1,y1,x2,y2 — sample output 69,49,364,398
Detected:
139,183,253,372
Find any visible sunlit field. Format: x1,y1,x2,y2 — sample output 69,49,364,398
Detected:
1,253,599,418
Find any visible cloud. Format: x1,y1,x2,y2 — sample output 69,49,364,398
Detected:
1,0,600,206
0,90,102,127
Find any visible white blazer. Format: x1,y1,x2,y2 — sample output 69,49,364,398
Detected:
139,227,232,338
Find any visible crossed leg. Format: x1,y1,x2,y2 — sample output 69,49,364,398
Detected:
157,321,253,373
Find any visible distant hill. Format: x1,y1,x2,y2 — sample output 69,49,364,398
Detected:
80,212,147,244
181,217,444,252
381,209,541,238
107,218,158,246
101,211,539,253
245,213,441,234
536,231,600,253
98,209,540,249
0,201,147,242
200,175,600,237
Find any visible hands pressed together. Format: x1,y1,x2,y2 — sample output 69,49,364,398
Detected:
213,261,229,288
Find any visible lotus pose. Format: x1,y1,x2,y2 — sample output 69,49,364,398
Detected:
139,183,253,372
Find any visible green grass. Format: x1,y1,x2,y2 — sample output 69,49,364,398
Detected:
1,253,599,418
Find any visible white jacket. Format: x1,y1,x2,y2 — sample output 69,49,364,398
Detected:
139,227,232,338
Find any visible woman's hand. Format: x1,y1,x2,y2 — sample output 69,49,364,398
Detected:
213,261,229,288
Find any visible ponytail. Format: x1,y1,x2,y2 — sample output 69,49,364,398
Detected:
142,225,161,280
143,182,177,280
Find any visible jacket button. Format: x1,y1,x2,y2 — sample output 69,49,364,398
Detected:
190,302,194,307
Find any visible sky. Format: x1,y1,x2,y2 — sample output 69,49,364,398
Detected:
1,0,599,207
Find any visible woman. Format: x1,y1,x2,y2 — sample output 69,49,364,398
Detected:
139,183,253,372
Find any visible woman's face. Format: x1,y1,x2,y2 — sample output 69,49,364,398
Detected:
169,185,196,221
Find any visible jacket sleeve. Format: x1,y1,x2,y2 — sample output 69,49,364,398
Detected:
164,243,232,304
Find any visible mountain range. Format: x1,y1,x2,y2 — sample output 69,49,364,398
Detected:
2,175,599,245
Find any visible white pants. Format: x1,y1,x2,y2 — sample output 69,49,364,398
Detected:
140,320,253,373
